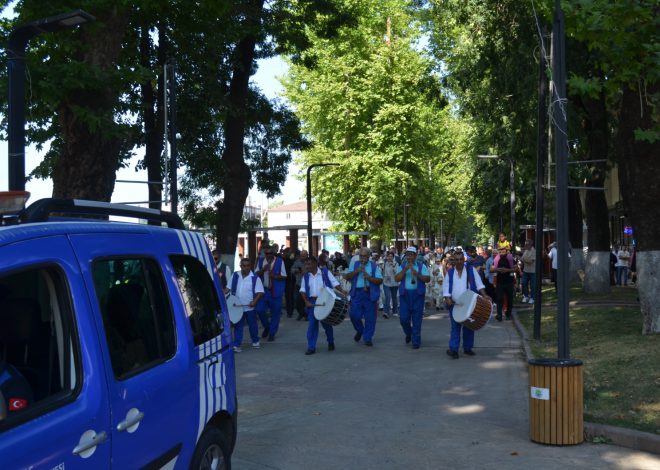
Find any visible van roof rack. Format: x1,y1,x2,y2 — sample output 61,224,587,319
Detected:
21,198,185,229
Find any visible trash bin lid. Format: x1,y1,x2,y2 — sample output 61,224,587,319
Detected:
528,358,583,367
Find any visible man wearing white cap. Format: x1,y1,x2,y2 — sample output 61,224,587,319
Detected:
394,246,431,349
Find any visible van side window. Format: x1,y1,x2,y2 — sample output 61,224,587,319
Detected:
92,259,176,379
0,268,78,429
170,255,224,346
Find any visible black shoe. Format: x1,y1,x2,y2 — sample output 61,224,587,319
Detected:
446,349,459,359
364,341,373,347
496,315,502,322
267,335,275,342
305,349,315,355
261,328,270,338
505,315,512,321
382,313,389,319
405,335,411,344
354,332,362,342
296,315,303,321
412,344,420,350
464,350,475,356
328,343,335,351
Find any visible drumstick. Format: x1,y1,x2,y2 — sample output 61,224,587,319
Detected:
314,303,326,307
232,303,250,307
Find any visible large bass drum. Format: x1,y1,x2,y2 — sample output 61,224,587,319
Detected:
451,290,492,331
313,287,349,326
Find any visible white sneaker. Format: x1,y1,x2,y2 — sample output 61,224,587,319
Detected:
522,296,528,303
252,342,261,349
528,298,534,304
233,346,242,353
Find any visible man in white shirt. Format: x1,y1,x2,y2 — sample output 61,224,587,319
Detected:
226,258,264,352
300,256,346,355
255,246,287,341
443,251,488,358
615,245,631,286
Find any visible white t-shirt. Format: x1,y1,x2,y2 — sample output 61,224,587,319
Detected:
300,269,340,297
616,250,630,268
261,257,287,288
548,247,557,270
233,272,264,312
442,267,485,302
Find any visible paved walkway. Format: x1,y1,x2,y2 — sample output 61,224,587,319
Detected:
232,306,660,470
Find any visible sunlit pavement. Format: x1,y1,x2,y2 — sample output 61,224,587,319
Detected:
232,306,660,470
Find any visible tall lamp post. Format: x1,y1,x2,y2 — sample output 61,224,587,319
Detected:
306,163,339,254
7,10,94,191
478,154,516,253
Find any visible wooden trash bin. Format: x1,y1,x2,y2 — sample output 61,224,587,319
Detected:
528,358,584,445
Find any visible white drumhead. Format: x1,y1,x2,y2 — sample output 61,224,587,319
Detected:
452,290,478,322
226,294,245,324
314,287,336,320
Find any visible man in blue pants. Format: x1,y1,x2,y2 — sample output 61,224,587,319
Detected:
256,246,287,341
395,246,431,349
300,256,346,355
344,248,383,346
227,258,264,352
443,251,488,358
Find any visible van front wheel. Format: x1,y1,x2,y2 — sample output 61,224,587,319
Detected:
190,427,231,470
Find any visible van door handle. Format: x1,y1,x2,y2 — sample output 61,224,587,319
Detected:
117,408,145,433
73,430,107,457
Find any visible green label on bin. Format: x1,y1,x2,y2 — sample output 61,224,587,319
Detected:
531,386,550,400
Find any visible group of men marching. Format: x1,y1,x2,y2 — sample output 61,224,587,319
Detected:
214,243,491,358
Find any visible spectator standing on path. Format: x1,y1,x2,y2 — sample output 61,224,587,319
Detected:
212,249,232,291
333,251,348,272
491,245,516,321
520,239,536,304
484,248,498,304
226,258,264,352
395,246,431,349
382,252,400,318
615,245,631,286
283,247,296,318
256,246,287,341
431,256,444,311
291,250,309,320
610,246,618,286
345,248,383,347
547,241,572,291
300,256,346,355
443,251,488,359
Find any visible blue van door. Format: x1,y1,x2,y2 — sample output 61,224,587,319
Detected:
70,233,196,469
0,235,111,470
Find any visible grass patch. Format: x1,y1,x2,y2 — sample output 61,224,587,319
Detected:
537,283,639,305
517,303,660,435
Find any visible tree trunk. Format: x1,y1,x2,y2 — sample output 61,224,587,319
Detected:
215,0,265,266
568,188,583,283
52,7,129,201
617,82,660,334
581,91,612,294
140,26,166,211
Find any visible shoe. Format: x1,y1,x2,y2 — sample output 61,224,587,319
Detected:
296,315,303,321
522,296,528,303
496,315,502,322
393,313,399,317
268,335,275,342
261,328,270,338
436,306,440,311
383,313,389,319
364,341,373,347
412,344,420,350
328,343,335,351
233,346,242,353
354,332,362,342
379,307,384,311
252,342,260,349
505,315,511,321
305,349,315,355
405,335,411,344
528,298,534,304
464,350,475,356
446,349,459,359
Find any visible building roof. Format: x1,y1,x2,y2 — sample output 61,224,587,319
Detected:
268,201,307,213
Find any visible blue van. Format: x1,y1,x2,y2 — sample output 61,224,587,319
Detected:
0,196,237,469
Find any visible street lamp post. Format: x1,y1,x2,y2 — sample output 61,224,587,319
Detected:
7,10,94,191
478,154,516,253
306,163,339,254
403,203,411,247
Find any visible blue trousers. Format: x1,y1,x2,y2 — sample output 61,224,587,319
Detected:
234,309,259,346
521,272,535,299
382,285,399,314
350,289,378,342
306,300,334,351
257,290,283,336
399,290,425,347
448,305,474,352
615,266,628,286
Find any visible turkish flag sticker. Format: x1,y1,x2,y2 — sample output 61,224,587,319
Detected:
8,397,28,411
